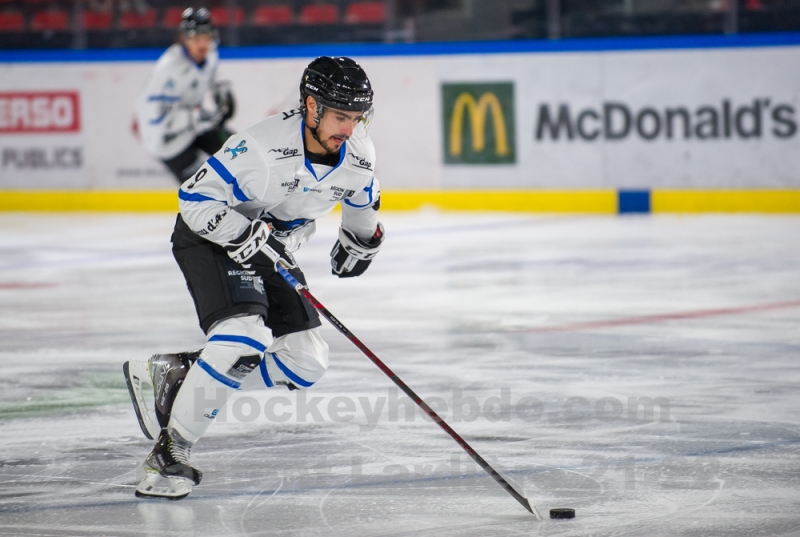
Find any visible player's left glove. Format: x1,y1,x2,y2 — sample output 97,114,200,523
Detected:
225,220,297,275
330,223,384,278
213,81,236,122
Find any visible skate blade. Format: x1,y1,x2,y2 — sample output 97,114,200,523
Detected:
135,471,193,500
123,361,160,440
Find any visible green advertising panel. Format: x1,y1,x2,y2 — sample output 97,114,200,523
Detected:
442,82,516,165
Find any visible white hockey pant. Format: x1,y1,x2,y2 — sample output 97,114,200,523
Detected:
168,315,329,443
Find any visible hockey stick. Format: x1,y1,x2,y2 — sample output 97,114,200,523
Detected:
275,261,541,519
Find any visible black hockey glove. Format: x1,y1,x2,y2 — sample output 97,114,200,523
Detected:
213,81,236,122
330,223,384,278
225,220,296,275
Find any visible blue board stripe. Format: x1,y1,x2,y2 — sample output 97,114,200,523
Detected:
618,190,651,214
207,156,249,202
2,32,800,63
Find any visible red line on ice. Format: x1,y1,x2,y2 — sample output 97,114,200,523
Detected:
0,282,57,290
515,299,800,333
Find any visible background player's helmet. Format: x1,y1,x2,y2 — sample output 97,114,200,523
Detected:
300,56,374,113
179,7,213,37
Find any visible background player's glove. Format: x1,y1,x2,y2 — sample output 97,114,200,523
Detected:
225,220,296,274
212,81,236,122
191,107,222,134
330,223,384,278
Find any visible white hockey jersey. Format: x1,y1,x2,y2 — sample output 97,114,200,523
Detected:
135,43,220,159
178,109,380,250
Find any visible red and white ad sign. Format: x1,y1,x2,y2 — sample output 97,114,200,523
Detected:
0,92,81,134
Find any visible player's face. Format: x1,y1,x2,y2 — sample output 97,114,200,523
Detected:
183,33,213,63
316,108,364,154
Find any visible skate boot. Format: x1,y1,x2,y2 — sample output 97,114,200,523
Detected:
135,427,202,500
123,350,200,440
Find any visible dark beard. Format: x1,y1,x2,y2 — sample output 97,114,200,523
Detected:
320,134,348,154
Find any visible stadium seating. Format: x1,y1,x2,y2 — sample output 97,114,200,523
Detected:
31,8,69,31
299,3,338,25
345,1,385,24
0,10,25,31
82,9,112,30
252,5,293,26
162,6,183,28
210,6,244,27
119,9,157,30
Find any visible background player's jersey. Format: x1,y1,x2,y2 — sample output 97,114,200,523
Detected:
135,43,220,159
178,109,380,251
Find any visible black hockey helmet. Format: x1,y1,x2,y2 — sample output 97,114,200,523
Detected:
180,7,213,37
300,56,374,113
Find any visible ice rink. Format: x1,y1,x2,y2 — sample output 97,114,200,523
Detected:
1,211,799,537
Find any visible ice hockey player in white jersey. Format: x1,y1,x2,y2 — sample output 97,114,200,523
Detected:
134,7,236,183
124,56,384,499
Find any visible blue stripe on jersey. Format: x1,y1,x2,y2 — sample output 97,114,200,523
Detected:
196,358,242,389
272,353,315,387
344,177,375,208
178,189,222,203
208,334,267,352
259,357,274,388
207,156,249,202
149,111,168,125
147,95,180,102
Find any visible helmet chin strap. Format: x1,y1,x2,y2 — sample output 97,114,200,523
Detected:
306,104,327,148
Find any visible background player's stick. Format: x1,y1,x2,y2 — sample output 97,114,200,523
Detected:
275,261,541,519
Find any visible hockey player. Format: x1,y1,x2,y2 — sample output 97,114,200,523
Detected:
124,56,384,500
134,7,236,184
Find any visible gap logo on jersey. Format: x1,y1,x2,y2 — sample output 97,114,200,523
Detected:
442,82,516,165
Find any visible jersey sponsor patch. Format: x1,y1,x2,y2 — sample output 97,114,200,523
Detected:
268,147,301,160
224,139,248,159
348,152,373,171
196,208,228,236
329,185,356,201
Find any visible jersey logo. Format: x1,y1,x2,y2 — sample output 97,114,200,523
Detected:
268,147,301,160
329,186,356,201
348,152,373,171
303,187,322,193
224,140,248,159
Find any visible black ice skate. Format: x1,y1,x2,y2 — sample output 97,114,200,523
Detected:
123,351,199,440
135,427,202,500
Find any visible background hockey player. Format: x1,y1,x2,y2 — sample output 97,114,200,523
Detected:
134,7,236,184
125,56,384,500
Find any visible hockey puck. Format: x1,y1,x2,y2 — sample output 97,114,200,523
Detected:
549,508,575,519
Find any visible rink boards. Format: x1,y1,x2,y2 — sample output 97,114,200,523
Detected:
1,33,800,212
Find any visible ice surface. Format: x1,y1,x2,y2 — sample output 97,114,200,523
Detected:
0,211,799,536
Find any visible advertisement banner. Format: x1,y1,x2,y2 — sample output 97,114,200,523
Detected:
0,42,798,192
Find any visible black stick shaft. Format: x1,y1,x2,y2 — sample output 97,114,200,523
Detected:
276,265,538,518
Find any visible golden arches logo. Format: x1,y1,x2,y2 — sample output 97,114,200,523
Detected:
449,92,510,157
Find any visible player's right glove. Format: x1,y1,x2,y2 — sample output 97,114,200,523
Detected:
224,220,296,274
330,223,384,278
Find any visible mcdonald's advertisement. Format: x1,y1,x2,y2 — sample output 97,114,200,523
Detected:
1,43,799,192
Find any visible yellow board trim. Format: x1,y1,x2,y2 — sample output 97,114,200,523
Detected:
651,190,800,213
0,190,799,213
380,190,617,213
0,191,179,212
